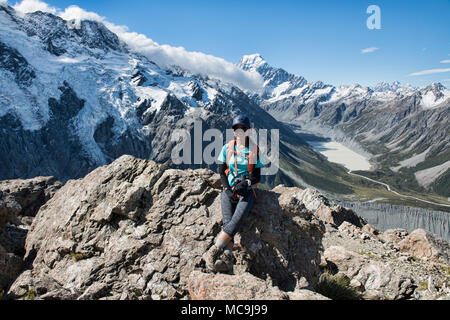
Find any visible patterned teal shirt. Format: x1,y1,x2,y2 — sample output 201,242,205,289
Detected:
218,142,264,188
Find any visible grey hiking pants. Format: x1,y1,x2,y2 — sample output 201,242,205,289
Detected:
220,189,256,238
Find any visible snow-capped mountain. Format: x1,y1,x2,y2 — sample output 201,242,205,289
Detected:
238,54,450,198
1,3,360,196
0,5,226,174
240,54,449,109
238,54,308,100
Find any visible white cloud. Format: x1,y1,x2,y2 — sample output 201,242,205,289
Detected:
440,59,450,64
409,68,450,76
10,0,264,92
59,5,105,26
108,27,264,91
361,47,379,54
0,0,8,6
12,0,56,15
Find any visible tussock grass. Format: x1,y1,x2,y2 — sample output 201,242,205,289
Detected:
316,272,362,300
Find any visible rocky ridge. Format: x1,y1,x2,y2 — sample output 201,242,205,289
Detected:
0,155,448,300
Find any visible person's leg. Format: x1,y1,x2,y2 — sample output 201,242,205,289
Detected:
222,190,256,238
216,191,256,273
220,191,235,232
204,191,236,270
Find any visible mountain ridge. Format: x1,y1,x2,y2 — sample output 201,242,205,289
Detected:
0,4,362,200
237,53,450,202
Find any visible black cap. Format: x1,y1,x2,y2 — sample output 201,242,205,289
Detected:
232,114,251,129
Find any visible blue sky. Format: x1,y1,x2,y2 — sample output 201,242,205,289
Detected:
13,0,450,87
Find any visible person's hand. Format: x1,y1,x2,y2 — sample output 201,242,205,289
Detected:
234,180,249,196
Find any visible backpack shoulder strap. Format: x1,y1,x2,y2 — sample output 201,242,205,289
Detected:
226,139,235,166
247,144,259,174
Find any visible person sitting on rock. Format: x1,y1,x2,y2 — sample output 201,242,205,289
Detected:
203,114,264,273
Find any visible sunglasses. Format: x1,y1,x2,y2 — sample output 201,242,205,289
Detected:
233,126,248,132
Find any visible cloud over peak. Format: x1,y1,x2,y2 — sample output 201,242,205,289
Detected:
11,0,56,14
9,0,263,92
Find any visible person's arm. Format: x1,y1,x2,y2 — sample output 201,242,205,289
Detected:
218,162,231,190
248,167,261,185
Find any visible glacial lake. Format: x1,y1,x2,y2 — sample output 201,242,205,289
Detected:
305,137,449,241
306,140,372,171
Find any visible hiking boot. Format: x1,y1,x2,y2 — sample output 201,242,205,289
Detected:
213,259,229,273
203,245,222,271
214,250,234,274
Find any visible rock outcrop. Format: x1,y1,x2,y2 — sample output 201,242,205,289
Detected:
398,229,449,263
5,155,325,300
0,176,61,225
314,204,366,228
2,155,449,300
0,176,61,293
322,246,416,300
188,270,329,300
322,222,450,300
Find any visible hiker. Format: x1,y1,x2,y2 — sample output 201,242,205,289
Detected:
203,114,264,273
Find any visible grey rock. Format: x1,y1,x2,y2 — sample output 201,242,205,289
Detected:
6,155,324,300
0,176,61,292
323,245,417,300
398,229,449,263
0,176,62,219
314,203,366,228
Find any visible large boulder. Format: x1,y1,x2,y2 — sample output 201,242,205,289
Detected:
398,229,449,263
314,204,366,228
352,261,416,300
187,270,329,300
379,228,409,246
231,187,325,291
323,246,416,300
7,155,325,300
188,270,288,300
0,176,62,224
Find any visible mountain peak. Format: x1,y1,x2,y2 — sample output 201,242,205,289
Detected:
237,53,267,71
373,81,402,92
423,82,447,96
426,82,446,91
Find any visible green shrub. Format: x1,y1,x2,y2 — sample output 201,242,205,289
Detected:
22,290,35,300
316,272,361,300
70,251,85,261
